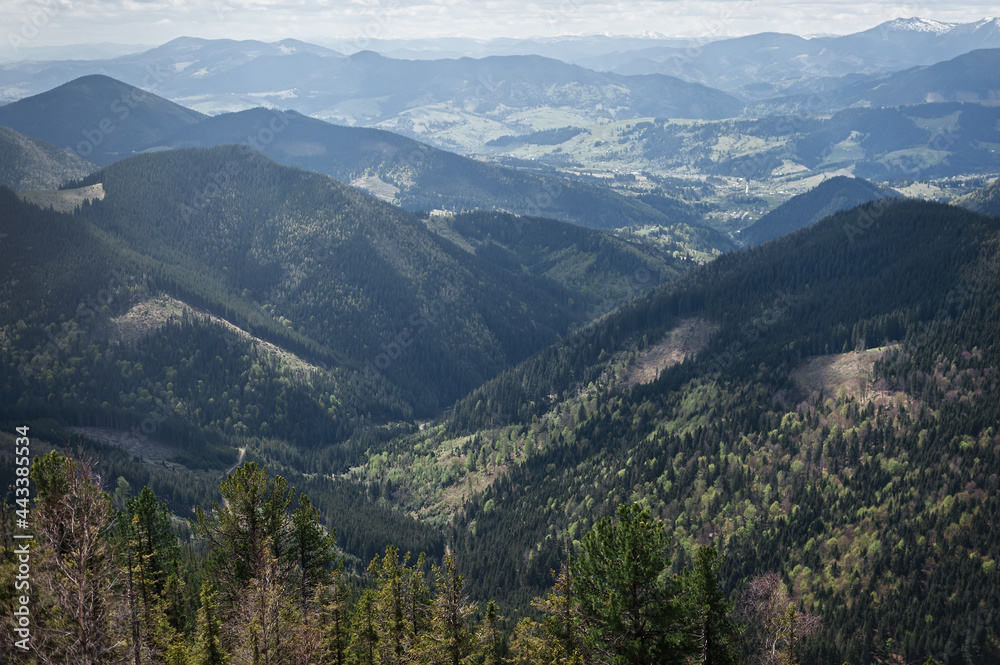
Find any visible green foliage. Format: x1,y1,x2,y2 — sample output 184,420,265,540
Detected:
28,451,121,662
572,503,686,665
0,125,94,191
193,461,295,599
348,589,379,665
290,492,338,610
192,583,228,665
440,200,1000,664
422,554,478,665
685,547,740,665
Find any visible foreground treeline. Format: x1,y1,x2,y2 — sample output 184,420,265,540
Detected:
1,452,851,665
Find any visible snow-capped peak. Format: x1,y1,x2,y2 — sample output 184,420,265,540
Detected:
879,17,955,35
948,17,1000,34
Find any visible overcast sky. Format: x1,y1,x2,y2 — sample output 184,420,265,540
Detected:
3,0,998,50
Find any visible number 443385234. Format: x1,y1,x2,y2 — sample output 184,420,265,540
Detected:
14,425,31,527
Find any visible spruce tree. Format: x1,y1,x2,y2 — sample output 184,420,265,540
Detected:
192,583,227,665
685,547,739,665
290,492,336,611
348,589,378,665
420,554,477,665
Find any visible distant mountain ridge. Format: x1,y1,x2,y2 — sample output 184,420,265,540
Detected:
0,75,726,239
582,17,1000,99
157,105,714,232
761,48,1000,114
0,74,205,165
1,19,998,152
739,176,898,246
0,38,745,150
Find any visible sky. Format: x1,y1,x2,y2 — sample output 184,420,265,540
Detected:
3,0,998,52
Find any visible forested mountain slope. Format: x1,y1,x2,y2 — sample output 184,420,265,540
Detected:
0,74,206,165
1,142,697,468
0,125,95,190
765,47,1000,114
4,75,722,237
960,178,1000,217
739,176,896,246
158,106,706,232
358,199,1000,663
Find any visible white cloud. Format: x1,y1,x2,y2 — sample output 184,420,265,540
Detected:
0,0,996,47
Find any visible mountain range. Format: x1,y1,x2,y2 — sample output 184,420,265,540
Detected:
1,17,997,153
2,142,696,428
0,37,745,150
760,47,1000,114
0,74,727,237
3,20,1000,665
579,17,1000,98
490,100,1000,184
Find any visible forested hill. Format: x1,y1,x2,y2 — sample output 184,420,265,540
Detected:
359,198,1000,663
158,107,700,232
739,175,895,246
3,74,720,235
0,74,206,165
961,177,1000,217
53,144,575,414
2,143,695,469
0,125,95,191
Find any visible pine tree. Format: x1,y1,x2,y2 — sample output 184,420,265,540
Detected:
506,618,575,665
370,546,407,664
572,502,686,665
193,462,295,603
404,551,432,651
348,589,378,665
192,582,228,665
30,451,121,665
475,600,506,665
534,553,579,658
419,554,477,665
289,492,336,612
118,486,185,663
126,486,180,596
319,563,351,665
